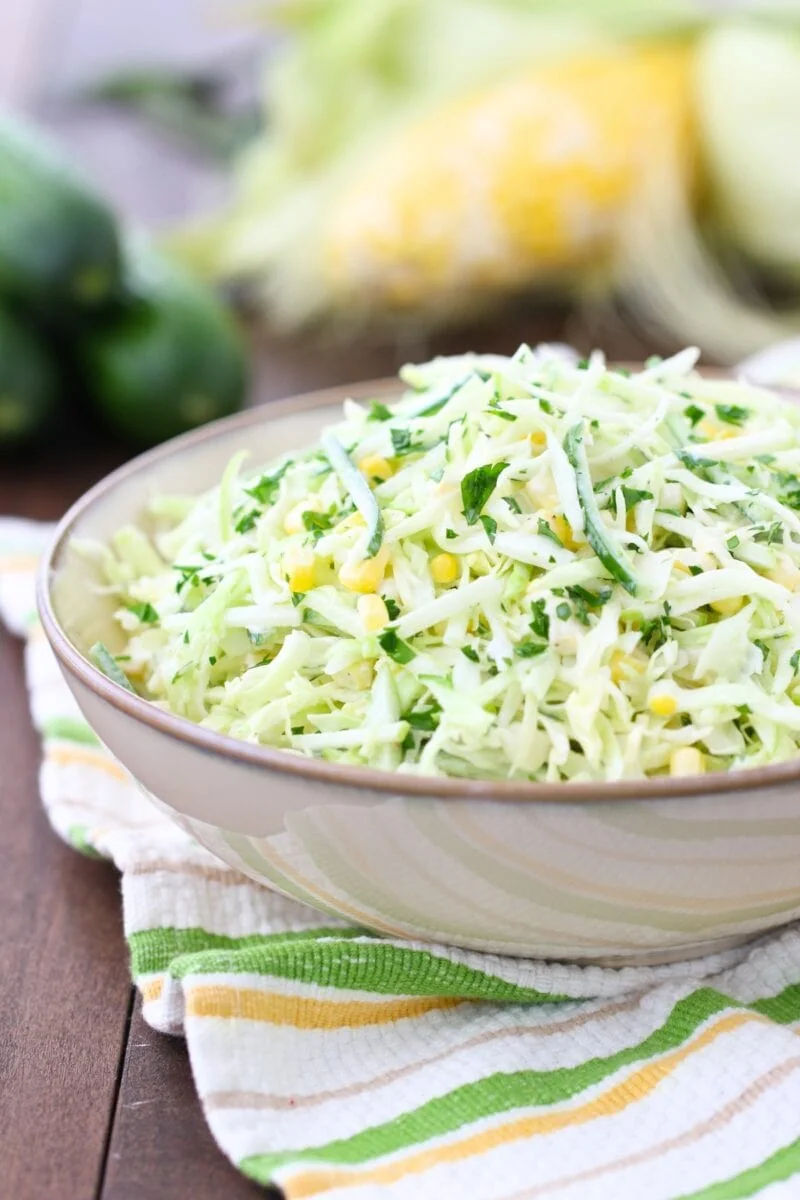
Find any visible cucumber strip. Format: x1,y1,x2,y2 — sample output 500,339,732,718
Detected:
90,642,137,693
322,433,384,558
405,371,474,419
563,423,639,596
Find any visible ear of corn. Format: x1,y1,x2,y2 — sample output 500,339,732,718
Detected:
321,45,695,315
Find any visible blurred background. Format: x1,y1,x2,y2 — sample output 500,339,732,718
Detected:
2,0,800,463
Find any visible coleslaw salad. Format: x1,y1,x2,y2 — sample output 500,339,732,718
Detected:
81,345,800,782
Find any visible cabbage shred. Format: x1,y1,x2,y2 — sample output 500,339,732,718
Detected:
94,345,800,782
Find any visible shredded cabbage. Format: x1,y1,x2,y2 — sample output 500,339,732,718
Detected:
89,344,800,782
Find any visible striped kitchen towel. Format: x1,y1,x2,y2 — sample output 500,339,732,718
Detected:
3,514,800,1200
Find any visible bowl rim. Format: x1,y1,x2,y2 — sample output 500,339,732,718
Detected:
37,370,800,804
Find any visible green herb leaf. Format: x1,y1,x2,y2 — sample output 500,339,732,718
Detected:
127,602,158,624
461,462,508,525
726,535,740,551
302,509,335,538
715,403,749,427
479,514,497,543
461,646,480,663
537,517,563,547
684,404,704,427
530,599,550,640
791,650,800,672
404,703,441,731
504,496,522,515
245,462,291,506
234,509,259,534
445,528,458,540
753,522,783,546
378,629,416,664
623,486,654,512
173,563,202,594
515,639,548,658
390,427,423,457
384,598,401,621
367,402,392,422
488,399,516,422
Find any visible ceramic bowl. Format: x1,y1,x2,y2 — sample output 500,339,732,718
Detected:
38,379,800,966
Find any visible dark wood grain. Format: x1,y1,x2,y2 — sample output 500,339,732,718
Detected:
0,620,131,1199
101,1000,266,1200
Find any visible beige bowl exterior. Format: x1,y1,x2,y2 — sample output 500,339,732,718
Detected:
38,380,800,966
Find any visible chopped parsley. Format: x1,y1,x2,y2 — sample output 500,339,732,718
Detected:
404,703,441,731
609,486,653,516
515,639,548,658
234,508,259,534
378,629,416,664
684,404,704,427
302,509,335,538
384,598,401,621
367,401,392,422
461,646,480,663
461,462,508,525
245,462,291,506
127,602,158,624
753,522,783,546
537,517,563,546
479,514,497,543
390,427,423,457
715,403,749,427
530,599,550,640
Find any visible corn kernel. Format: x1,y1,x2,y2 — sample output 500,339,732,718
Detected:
546,513,580,551
699,419,736,441
359,454,394,484
431,552,459,584
649,692,678,718
357,593,390,633
610,650,646,683
283,495,324,535
669,746,705,777
530,430,547,449
768,558,800,592
336,511,366,532
339,546,389,593
710,596,744,617
283,544,316,593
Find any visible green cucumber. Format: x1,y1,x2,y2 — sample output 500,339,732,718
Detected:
0,110,122,311
82,238,247,446
0,306,61,447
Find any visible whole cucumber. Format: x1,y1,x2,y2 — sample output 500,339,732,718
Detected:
0,306,61,448
0,109,122,311
82,238,247,446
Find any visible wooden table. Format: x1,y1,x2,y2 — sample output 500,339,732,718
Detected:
0,4,653,1195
